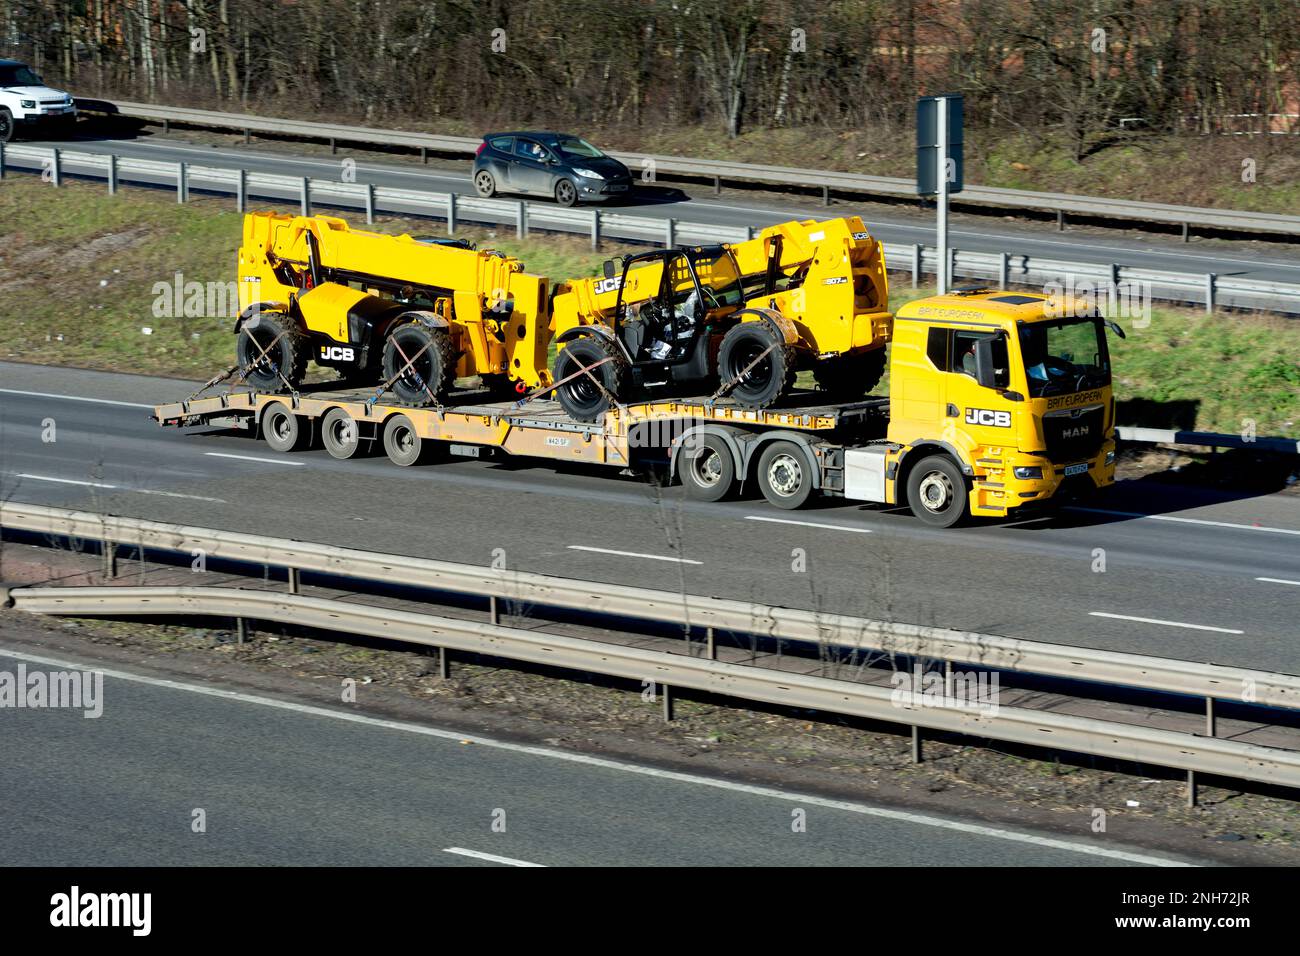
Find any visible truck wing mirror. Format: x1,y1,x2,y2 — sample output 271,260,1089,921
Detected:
1105,319,1127,339
974,337,997,389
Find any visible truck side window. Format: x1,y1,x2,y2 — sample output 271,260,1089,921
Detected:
952,330,984,377
926,328,949,371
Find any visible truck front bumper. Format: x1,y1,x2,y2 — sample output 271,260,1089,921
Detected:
969,439,1116,517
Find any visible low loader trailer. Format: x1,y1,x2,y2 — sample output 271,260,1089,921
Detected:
154,287,1120,526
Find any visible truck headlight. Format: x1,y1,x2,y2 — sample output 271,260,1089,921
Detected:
1013,466,1043,480
573,168,604,180
1105,451,1116,465
20,99,35,109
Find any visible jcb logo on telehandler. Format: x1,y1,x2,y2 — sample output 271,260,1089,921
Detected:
594,276,623,295
320,346,355,362
965,407,1011,428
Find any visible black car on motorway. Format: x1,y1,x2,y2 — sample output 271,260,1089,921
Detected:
472,131,634,207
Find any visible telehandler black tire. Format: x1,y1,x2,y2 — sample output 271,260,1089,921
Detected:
553,335,628,422
236,312,308,391
717,319,796,409
382,322,458,406
812,348,886,400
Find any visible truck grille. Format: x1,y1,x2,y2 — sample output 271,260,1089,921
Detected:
1043,404,1105,463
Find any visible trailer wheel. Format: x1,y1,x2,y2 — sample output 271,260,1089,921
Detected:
383,414,429,466
679,434,736,502
718,319,796,409
756,441,815,510
261,401,309,453
321,407,367,460
553,335,627,422
906,455,968,528
813,348,886,400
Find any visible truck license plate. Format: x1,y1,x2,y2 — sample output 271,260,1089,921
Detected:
1064,462,1089,476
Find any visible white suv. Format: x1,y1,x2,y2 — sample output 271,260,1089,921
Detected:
0,59,77,143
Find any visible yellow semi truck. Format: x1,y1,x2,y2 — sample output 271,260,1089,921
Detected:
162,212,1120,526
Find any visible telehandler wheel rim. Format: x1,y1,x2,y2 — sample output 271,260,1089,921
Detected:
766,453,804,498
474,171,495,197
555,179,577,206
917,470,955,513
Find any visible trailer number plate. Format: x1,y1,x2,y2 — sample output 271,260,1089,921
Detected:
1064,462,1089,476
545,437,570,447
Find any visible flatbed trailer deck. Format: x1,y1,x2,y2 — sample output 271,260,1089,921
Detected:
152,385,895,510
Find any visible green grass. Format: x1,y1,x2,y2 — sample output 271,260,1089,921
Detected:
2,175,1297,435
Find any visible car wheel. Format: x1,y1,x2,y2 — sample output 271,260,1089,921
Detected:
474,169,496,198
0,109,15,144
554,178,578,207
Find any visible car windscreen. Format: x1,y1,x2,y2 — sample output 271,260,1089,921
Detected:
553,136,605,160
1019,316,1110,397
0,64,43,86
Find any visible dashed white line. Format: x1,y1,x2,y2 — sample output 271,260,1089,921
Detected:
566,545,702,565
0,388,152,409
1089,611,1244,635
205,452,305,466
745,515,872,533
443,847,545,868
12,473,226,503
0,647,1193,867
1256,577,1300,587
1066,505,1300,537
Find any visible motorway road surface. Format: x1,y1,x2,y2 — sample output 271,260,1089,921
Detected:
0,647,1193,866
1,362,1298,674
24,131,1300,287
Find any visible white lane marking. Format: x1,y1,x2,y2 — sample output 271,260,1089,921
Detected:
1089,612,1244,635
443,847,545,868
205,452,305,466
745,515,872,534
566,545,702,565
12,473,225,503
1256,577,1300,587
0,647,1193,868
0,387,152,409
1066,505,1300,537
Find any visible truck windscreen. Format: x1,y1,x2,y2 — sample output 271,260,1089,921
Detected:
1019,316,1110,398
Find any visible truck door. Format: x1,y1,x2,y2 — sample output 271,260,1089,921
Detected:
945,328,1019,444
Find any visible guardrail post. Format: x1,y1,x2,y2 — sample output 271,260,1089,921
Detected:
665,217,675,249
287,567,300,595
1205,696,1216,736
438,646,450,679
1204,273,1216,314
706,626,716,660
162,118,170,135
236,168,246,213
662,683,674,721
745,225,755,241
822,184,830,207
329,137,336,155
243,127,250,145
179,162,191,202
446,192,456,235
1056,209,1065,231
1182,222,1190,243
51,148,61,187
517,201,526,239
300,177,311,216
713,175,721,196
912,244,922,288
106,153,117,195
102,541,117,580
911,725,923,763
489,595,499,625
0,142,6,179
1187,770,1197,808
590,208,600,251
235,617,247,645
998,251,1009,290
420,146,428,165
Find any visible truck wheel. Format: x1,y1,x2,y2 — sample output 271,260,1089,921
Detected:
554,178,578,207
382,322,457,406
0,109,14,144
553,335,627,422
383,414,430,466
906,455,968,528
813,348,886,400
474,170,496,198
756,441,815,510
718,320,796,409
237,313,307,391
321,407,367,459
261,401,309,453
679,433,736,502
